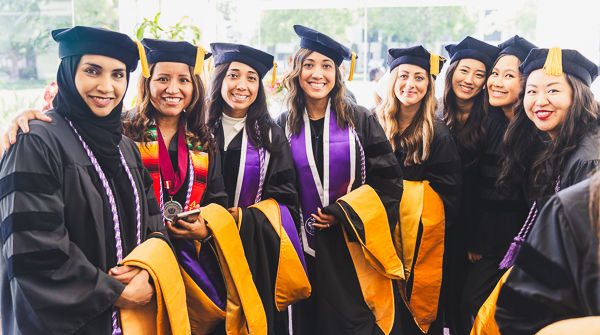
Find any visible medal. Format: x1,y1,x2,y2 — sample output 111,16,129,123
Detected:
163,198,183,222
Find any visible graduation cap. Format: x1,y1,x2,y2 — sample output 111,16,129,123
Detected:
140,38,211,78
293,24,357,81
497,35,537,62
387,46,446,78
445,36,500,69
52,26,139,72
210,42,274,81
519,47,599,86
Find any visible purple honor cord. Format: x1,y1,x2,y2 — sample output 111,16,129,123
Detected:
66,118,141,335
499,176,561,269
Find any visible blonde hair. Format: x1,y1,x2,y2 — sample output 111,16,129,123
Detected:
375,66,437,166
282,48,355,135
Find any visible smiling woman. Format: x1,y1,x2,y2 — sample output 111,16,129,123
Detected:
75,55,127,117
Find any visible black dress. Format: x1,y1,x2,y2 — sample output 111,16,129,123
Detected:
278,106,405,335
0,111,165,335
495,178,600,334
459,108,529,332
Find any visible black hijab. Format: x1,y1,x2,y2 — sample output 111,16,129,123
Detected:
53,55,129,176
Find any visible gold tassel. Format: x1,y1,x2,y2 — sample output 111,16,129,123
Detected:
543,47,563,76
348,51,356,81
101,25,112,30
194,45,207,76
134,39,150,78
429,52,441,77
272,61,277,88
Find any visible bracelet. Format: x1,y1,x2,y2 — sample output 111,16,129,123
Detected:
200,226,213,243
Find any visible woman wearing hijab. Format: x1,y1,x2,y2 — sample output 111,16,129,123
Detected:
279,25,405,335
375,46,462,335
206,42,309,334
0,26,168,334
459,36,536,333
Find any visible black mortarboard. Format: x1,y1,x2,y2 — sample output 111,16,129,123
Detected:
210,43,274,79
141,38,211,76
52,26,139,71
387,46,446,78
445,36,500,69
293,25,357,80
519,47,599,86
497,35,537,62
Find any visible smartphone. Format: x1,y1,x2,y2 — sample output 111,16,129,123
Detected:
175,208,201,223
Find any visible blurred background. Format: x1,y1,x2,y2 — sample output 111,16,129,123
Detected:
1,0,599,124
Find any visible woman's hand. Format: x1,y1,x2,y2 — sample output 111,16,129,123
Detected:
114,269,154,309
468,251,483,263
109,265,142,284
228,207,240,224
311,207,339,229
166,211,211,240
1,109,51,156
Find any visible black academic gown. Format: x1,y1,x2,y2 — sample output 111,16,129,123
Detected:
0,111,165,335
278,106,405,335
394,119,462,334
495,178,600,334
216,122,301,335
459,108,529,332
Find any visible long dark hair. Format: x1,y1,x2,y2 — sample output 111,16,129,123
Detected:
122,63,215,154
282,48,356,135
441,60,488,168
206,62,277,153
498,73,600,199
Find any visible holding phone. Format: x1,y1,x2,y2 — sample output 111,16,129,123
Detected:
174,208,201,223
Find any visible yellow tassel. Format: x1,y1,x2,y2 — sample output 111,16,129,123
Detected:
429,52,441,77
134,39,150,78
543,47,563,76
272,61,277,88
101,25,112,31
194,45,206,76
347,51,356,81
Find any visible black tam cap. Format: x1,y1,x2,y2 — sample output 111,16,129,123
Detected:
210,43,274,79
445,36,500,69
142,38,211,66
497,35,537,62
387,46,446,78
520,47,599,86
52,26,139,71
293,25,353,66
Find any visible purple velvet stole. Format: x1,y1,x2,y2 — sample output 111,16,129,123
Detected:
279,203,308,272
175,239,227,310
289,104,355,257
235,127,270,207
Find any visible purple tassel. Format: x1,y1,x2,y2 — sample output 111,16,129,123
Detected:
499,236,525,269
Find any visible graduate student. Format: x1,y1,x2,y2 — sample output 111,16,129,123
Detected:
440,36,500,333
0,26,169,334
496,47,600,270
459,35,536,332
375,46,462,334
206,42,309,334
279,25,405,335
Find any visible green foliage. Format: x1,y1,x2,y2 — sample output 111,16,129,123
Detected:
259,8,356,45
135,13,202,44
368,6,477,48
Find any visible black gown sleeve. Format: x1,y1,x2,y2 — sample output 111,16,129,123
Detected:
201,148,229,207
0,133,125,334
424,121,462,226
496,180,600,334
